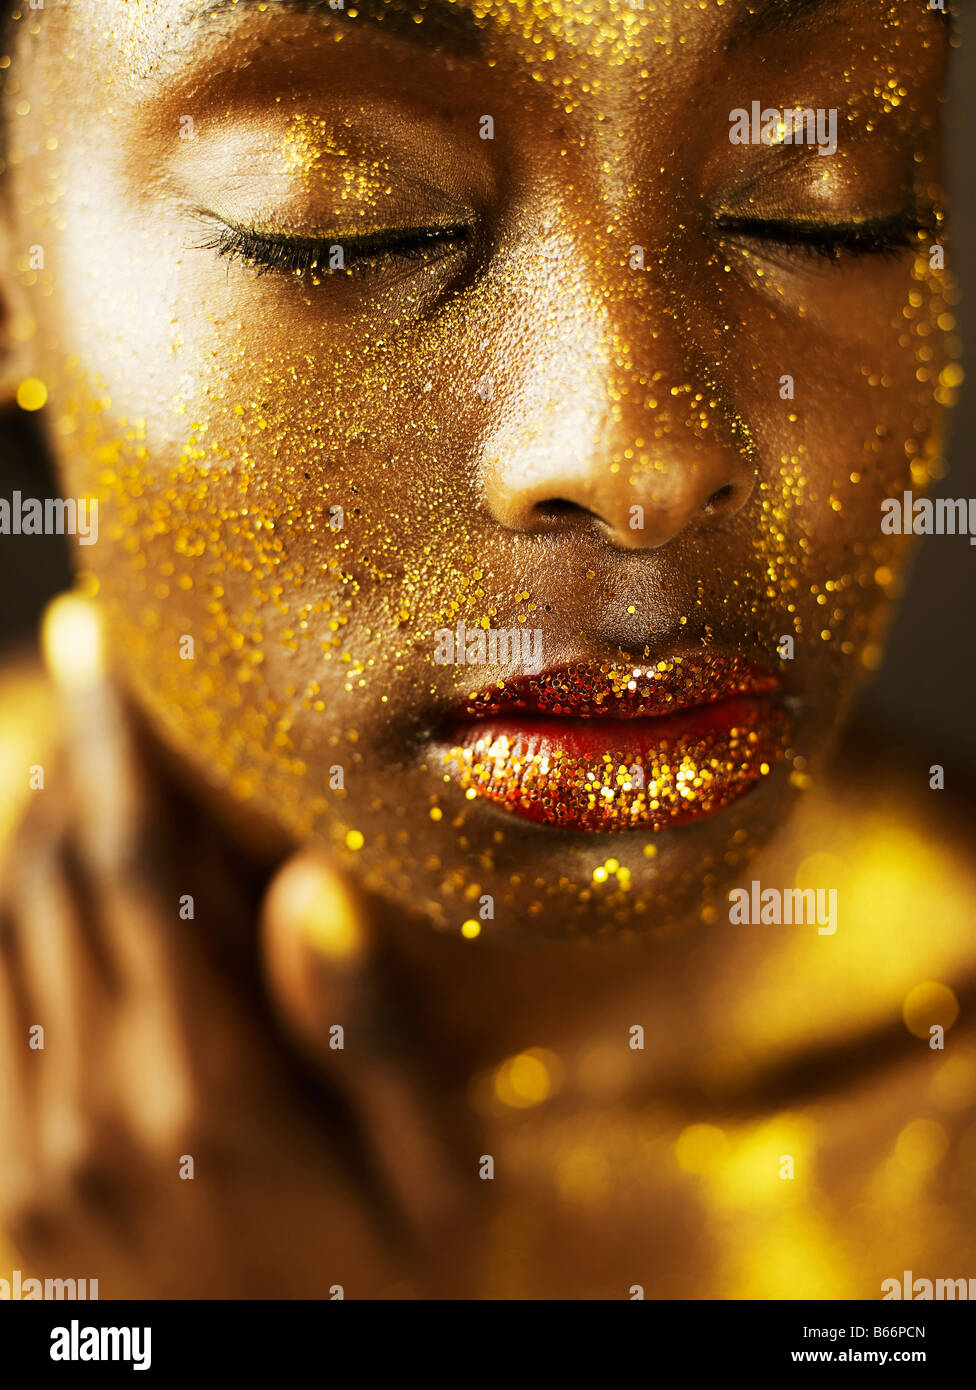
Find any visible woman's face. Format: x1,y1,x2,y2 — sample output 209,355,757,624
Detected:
2,0,956,937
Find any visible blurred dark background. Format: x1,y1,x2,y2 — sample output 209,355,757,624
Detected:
0,9,973,775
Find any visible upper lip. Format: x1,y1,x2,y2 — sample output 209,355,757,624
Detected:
445,652,785,722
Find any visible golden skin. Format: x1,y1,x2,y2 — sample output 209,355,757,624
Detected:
1,0,973,1300
0,0,957,939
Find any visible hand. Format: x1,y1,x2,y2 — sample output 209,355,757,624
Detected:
0,595,474,1298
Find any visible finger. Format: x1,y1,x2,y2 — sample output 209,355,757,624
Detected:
260,852,469,1245
42,591,154,878
0,906,92,1269
42,594,207,1148
1,799,151,1255
41,593,174,991
15,837,105,1126
0,909,34,1193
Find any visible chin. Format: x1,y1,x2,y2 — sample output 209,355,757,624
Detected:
339,756,801,942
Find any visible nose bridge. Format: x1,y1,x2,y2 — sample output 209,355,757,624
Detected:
479,220,753,549
487,248,625,479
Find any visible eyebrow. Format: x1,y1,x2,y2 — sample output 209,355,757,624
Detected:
727,0,849,49
727,0,951,50
180,0,485,57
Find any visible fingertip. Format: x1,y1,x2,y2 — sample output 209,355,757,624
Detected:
264,852,368,966
260,853,374,1064
41,592,148,866
40,591,106,695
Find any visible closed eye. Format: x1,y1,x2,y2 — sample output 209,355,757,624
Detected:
714,211,934,262
195,220,473,279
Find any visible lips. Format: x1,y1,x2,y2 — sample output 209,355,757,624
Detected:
440,654,790,832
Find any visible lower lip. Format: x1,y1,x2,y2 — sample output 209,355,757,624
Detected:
442,695,788,832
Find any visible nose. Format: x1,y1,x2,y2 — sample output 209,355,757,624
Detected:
479,261,755,552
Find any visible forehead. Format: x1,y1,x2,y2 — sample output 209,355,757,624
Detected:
4,0,947,133
29,0,912,75
161,0,849,46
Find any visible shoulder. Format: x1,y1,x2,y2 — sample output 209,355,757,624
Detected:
757,762,976,1039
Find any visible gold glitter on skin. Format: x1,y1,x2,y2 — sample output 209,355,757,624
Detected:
0,0,958,936
4,1,976,1309
281,114,401,217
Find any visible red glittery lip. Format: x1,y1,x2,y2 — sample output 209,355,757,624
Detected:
450,654,782,720
440,654,790,832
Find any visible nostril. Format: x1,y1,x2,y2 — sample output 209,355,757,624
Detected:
704,484,735,514
532,497,589,524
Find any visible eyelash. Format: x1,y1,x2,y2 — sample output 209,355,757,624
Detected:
715,212,930,261
198,208,931,285
197,222,471,278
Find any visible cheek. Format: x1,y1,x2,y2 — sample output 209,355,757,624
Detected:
32,271,496,839
715,246,954,686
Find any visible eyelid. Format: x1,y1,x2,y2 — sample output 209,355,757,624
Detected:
189,169,480,239
193,214,474,281
713,208,934,261
196,206,472,243
715,208,928,236
167,108,493,243
708,128,928,239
